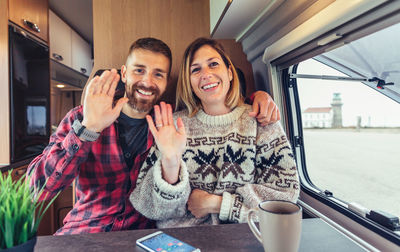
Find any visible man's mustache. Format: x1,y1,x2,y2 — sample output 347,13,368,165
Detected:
132,83,160,96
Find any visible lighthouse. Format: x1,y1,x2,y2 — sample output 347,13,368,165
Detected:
331,93,343,128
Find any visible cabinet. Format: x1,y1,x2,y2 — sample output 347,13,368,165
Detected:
8,165,28,181
49,10,71,67
49,10,92,76
72,30,92,76
53,186,73,231
8,0,48,42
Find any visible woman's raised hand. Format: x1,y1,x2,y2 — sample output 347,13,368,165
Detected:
146,102,186,184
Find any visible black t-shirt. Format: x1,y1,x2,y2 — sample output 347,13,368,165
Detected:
117,112,148,169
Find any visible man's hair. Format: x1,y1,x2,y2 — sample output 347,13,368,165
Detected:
127,37,172,77
176,37,243,116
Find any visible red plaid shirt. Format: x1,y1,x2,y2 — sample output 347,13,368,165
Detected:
27,105,155,235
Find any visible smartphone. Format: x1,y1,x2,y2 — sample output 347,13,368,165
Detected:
136,231,200,252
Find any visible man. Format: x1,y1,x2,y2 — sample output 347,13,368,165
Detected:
27,38,280,235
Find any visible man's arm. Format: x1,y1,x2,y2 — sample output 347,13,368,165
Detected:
27,69,127,200
27,108,92,201
248,91,281,126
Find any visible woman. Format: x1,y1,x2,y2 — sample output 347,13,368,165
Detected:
130,38,299,227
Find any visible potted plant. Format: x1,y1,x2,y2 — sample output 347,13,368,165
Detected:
0,171,59,251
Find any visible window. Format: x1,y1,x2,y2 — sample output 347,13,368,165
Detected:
292,22,400,220
27,105,47,136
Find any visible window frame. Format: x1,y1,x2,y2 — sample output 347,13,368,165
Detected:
269,2,400,244
282,63,400,245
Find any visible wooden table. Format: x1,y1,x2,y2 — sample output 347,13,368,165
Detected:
34,218,366,251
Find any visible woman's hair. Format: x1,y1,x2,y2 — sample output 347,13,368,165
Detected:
176,38,244,116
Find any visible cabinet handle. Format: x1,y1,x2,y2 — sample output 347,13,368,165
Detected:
80,68,87,74
14,168,27,176
22,19,40,33
53,53,64,61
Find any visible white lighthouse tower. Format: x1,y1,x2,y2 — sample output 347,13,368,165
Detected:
331,93,343,128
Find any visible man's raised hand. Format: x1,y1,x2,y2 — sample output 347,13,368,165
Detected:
82,69,128,133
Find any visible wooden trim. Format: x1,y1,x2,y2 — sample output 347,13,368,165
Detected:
0,0,10,166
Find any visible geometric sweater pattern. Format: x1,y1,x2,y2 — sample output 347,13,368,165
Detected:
130,104,299,228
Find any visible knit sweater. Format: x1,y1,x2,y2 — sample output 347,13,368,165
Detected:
130,104,299,228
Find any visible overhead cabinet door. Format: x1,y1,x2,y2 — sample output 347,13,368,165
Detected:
49,10,72,67
8,0,49,42
71,30,92,76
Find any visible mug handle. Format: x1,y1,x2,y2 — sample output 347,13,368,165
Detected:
247,209,263,243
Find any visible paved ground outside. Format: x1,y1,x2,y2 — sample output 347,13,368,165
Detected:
302,128,400,219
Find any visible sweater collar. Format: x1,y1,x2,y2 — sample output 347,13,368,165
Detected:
195,105,247,126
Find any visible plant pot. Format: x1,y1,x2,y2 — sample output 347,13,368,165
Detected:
1,236,37,252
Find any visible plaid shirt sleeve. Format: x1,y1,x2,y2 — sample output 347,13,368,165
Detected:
27,106,93,201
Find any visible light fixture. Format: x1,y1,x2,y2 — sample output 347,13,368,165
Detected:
56,84,65,88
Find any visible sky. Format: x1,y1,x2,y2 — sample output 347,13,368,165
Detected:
296,59,400,127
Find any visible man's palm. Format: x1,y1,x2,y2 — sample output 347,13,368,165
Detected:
82,69,128,132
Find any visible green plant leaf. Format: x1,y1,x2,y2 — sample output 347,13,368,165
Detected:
0,170,60,249
18,221,28,244
4,209,15,248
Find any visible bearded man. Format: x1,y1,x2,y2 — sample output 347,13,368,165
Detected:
27,38,279,235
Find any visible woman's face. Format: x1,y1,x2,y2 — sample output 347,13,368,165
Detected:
189,45,232,113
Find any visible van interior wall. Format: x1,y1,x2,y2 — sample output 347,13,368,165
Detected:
91,0,210,105
89,0,255,105
217,39,255,98
240,0,335,97
0,0,10,165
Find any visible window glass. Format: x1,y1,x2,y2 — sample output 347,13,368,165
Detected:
296,22,400,219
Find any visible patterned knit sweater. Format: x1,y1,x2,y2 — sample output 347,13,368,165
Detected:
130,104,299,228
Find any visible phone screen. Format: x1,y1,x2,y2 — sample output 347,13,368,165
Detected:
139,232,198,252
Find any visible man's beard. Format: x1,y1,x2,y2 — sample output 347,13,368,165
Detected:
126,82,160,113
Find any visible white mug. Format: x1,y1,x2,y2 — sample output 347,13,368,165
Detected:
248,200,302,252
